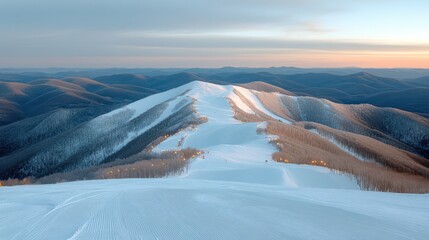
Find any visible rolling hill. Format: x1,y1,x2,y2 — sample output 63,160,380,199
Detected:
0,77,157,126
1,71,429,127
405,76,429,87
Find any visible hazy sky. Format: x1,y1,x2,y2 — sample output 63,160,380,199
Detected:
0,0,428,68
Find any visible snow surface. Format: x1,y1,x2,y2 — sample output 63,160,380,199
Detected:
234,86,290,123
154,82,356,189
1,81,428,239
1,179,429,240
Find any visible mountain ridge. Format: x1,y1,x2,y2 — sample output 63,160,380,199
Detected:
1,71,428,127
1,81,428,190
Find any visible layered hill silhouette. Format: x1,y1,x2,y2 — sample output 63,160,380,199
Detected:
0,77,158,125
1,70,428,126
2,71,429,128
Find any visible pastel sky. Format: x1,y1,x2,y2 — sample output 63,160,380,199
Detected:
0,0,428,68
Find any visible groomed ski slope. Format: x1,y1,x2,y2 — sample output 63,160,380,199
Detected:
2,179,428,240
1,81,428,240
154,82,357,189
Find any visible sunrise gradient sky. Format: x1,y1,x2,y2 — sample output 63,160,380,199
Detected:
1,0,428,68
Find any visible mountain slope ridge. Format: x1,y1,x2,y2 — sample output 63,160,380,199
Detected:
1,81,428,185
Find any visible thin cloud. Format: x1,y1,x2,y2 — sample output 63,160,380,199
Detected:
0,0,427,67
0,0,338,32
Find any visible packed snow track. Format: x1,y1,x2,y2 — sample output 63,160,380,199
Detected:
1,179,428,240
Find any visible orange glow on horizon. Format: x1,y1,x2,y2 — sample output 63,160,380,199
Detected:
4,51,427,68
238,51,429,68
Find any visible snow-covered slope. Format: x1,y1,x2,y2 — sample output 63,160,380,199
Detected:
0,83,205,178
154,81,357,189
1,81,428,239
2,179,428,240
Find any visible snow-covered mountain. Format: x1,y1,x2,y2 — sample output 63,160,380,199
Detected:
1,81,428,180
1,81,429,239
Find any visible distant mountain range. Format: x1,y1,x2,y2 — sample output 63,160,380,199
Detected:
2,67,429,79
1,70,428,127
